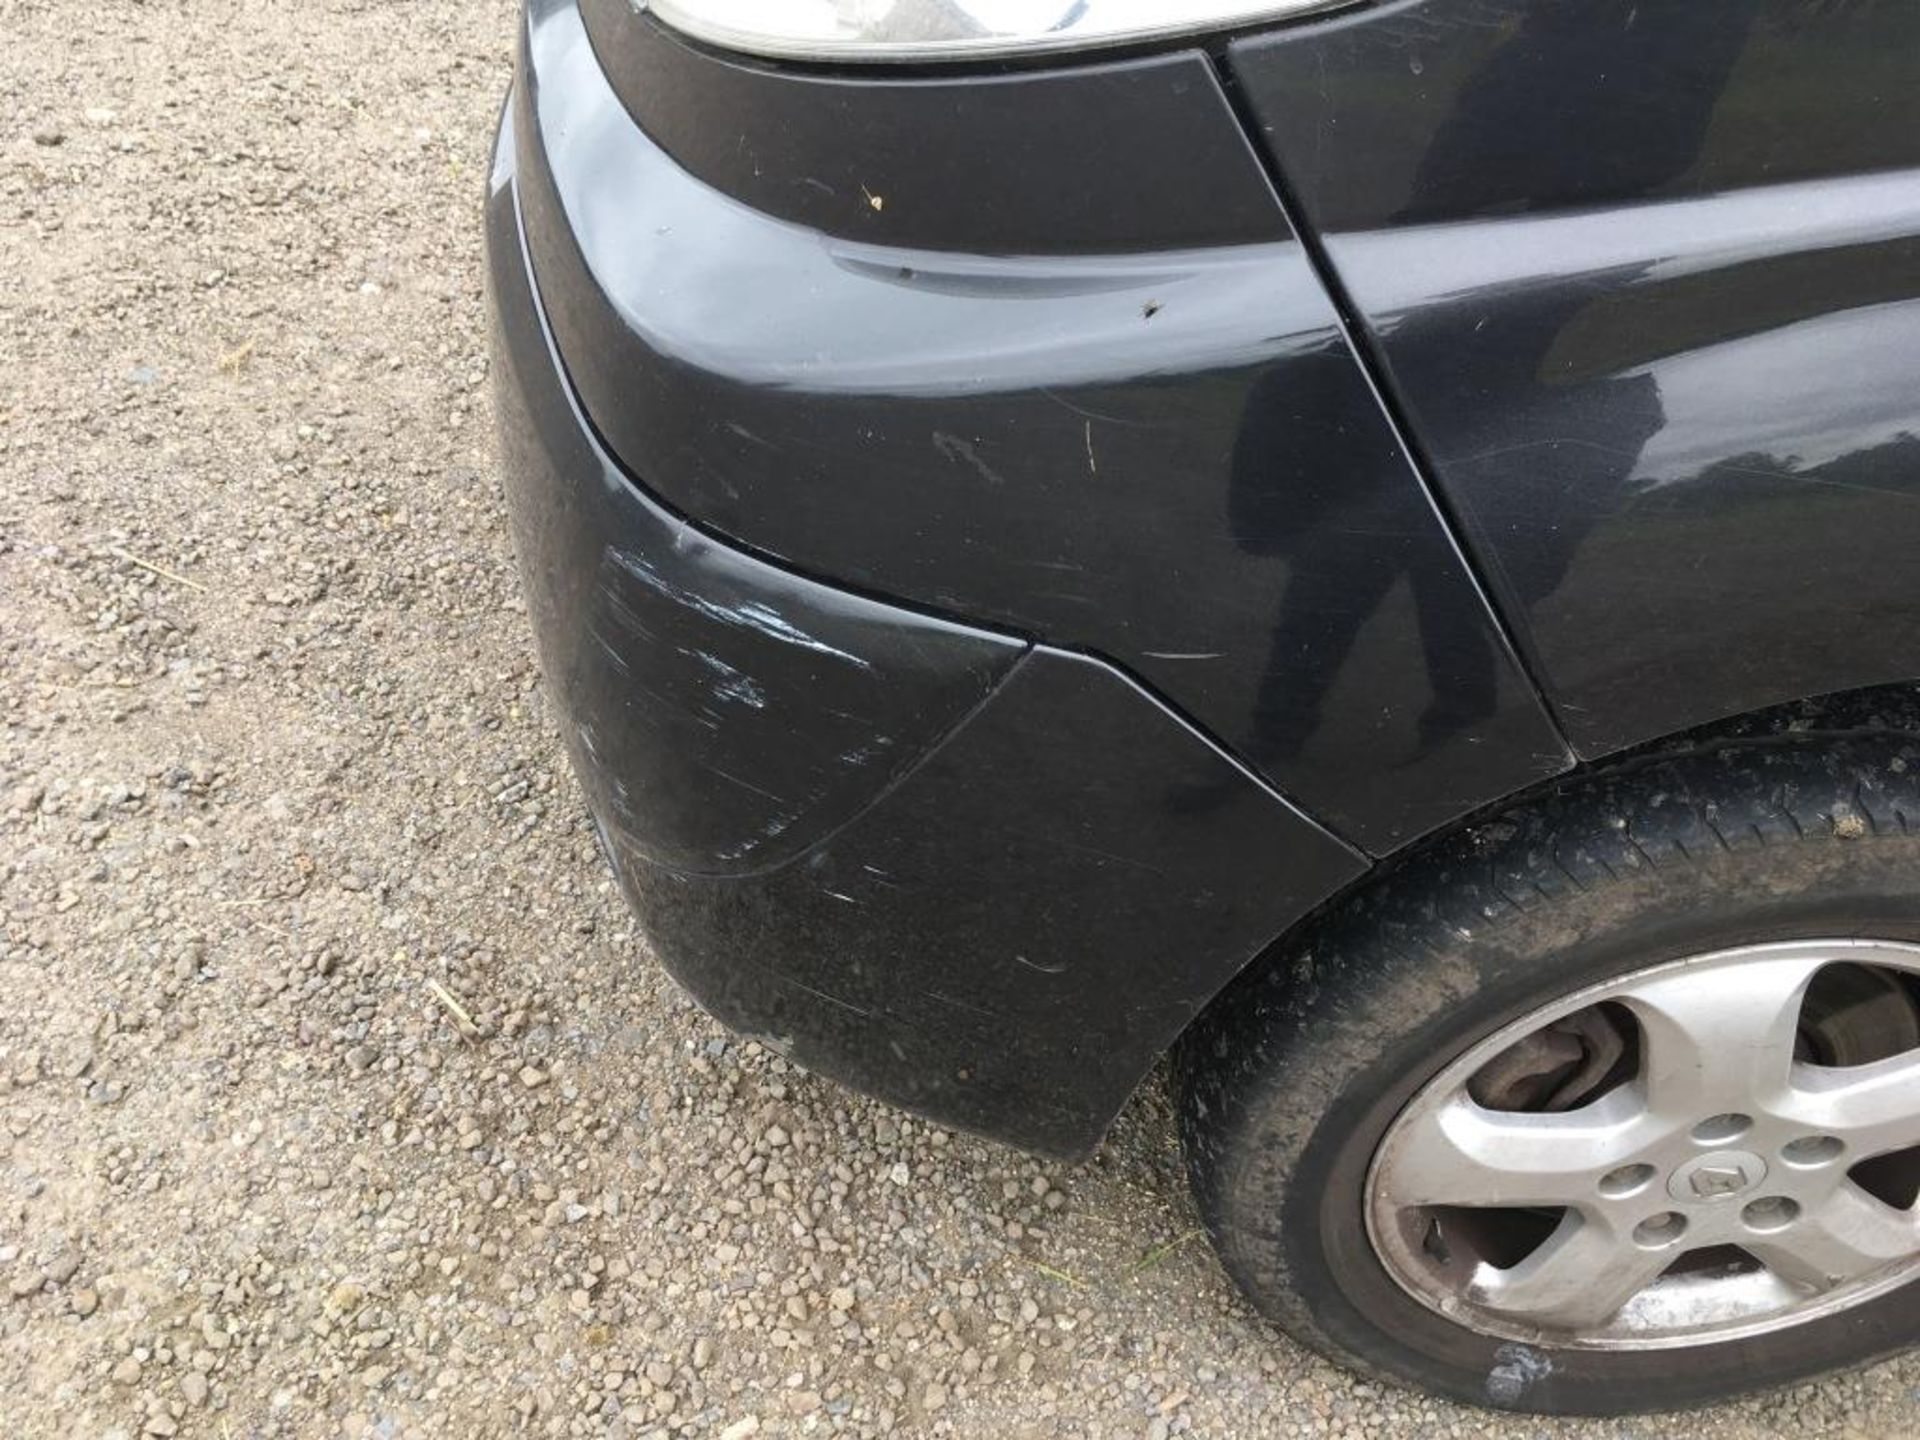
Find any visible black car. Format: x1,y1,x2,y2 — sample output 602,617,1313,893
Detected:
486,0,1920,1414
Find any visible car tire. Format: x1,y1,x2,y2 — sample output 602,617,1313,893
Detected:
1178,733,1920,1414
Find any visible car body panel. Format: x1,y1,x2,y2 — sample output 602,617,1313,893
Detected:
517,0,1574,853
1231,0,1920,756
491,0,1920,1160
573,0,1290,256
488,102,1367,1157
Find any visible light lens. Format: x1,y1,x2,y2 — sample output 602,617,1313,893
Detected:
637,0,1354,64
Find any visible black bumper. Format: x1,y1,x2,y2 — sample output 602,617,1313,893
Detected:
486,14,1368,1157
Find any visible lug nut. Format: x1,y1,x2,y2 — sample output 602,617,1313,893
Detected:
1599,1163,1657,1198
1633,1212,1689,1249
1692,1113,1753,1144
1742,1196,1801,1232
1781,1135,1844,1168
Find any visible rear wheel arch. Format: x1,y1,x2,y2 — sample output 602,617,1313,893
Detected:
1187,679,1920,1054
1170,682,1920,1411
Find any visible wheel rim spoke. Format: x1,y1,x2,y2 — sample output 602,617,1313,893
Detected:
1788,1051,1920,1159
1376,1085,1649,1209
1617,952,1823,1116
1744,1184,1920,1293
1468,1211,1670,1330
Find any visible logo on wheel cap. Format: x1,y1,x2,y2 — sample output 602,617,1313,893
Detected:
1689,1165,1750,1198
1670,1150,1767,1203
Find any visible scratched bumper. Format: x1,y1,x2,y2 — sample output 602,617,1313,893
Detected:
489,143,1023,880
486,74,1365,1158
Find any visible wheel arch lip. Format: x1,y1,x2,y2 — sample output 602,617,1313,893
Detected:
1178,680,1920,1085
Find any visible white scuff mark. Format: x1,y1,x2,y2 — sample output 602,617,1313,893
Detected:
1012,954,1068,975
932,430,1007,487
691,650,768,709
713,674,767,708
608,549,872,670
731,601,873,668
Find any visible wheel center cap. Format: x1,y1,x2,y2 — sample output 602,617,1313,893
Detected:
1670,1150,1768,1203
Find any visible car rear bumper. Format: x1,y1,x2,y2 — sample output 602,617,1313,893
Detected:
485,78,1366,1157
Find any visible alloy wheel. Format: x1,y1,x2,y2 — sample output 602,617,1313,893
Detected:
1366,940,1920,1348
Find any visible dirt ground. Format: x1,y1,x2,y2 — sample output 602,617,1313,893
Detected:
2,2,1917,1437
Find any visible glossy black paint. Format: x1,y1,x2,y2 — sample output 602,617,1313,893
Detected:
575,0,1287,256
518,0,1572,853
1232,0,1920,757
611,647,1365,1157
488,108,1367,1157
494,135,1025,877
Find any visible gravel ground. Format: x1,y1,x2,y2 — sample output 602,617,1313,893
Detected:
3,3,1919,1437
